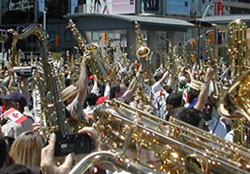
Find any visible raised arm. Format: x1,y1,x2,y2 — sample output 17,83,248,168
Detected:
194,67,216,111
76,51,90,106
158,70,170,85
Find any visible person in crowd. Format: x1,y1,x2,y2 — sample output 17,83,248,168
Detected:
9,131,44,169
177,76,187,94
201,97,227,138
40,126,100,174
192,67,227,138
151,70,171,95
0,136,11,169
83,93,98,122
3,136,15,152
165,92,183,120
109,66,142,104
61,50,90,122
0,136,39,174
0,92,34,138
169,107,209,131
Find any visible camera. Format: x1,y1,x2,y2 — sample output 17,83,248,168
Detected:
55,131,93,156
13,66,35,77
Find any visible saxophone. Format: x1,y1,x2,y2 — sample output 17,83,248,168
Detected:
70,99,250,174
218,19,250,147
67,19,108,83
135,21,151,60
8,25,67,134
205,31,221,99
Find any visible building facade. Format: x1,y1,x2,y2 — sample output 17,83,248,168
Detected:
0,0,249,61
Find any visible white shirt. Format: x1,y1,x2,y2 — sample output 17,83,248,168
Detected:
151,81,162,95
2,116,34,138
224,130,234,143
83,105,97,116
67,97,87,122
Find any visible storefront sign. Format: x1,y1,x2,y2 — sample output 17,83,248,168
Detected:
9,0,34,12
166,0,214,17
112,0,135,14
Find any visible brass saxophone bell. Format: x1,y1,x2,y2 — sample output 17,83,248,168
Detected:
86,43,99,55
86,43,98,51
136,46,150,58
218,70,250,121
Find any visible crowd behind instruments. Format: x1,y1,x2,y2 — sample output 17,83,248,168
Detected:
0,19,249,174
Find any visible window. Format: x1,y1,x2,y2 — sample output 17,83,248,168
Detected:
64,31,72,42
92,32,100,41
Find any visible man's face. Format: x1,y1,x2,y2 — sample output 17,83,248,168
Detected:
166,104,174,111
4,100,19,111
66,93,77,105
203,103,212,114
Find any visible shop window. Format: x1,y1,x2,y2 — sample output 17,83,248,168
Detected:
64,31,72,42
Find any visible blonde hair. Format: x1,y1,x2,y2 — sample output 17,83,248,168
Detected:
9,131,44,168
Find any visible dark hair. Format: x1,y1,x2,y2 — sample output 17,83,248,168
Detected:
0,136,8,168
84,93,98,107
188,88,200,103
164,85,172,94
4,137,15,152
110,85,120,99
166,92,182,108
154,72,163,82
168,107,204,127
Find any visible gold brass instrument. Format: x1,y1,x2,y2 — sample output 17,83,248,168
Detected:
70,151,160,174
218,19,250,147
227,19,249,76
8,25,67,134
205,30,222,100
135,21,150,59
67,20,108,84
85,43,109,81
76,99,250,174
7,29,24,91
134,21,152,83
134,21,153,88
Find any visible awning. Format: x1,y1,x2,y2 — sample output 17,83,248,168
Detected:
196,15,250,26
64,13,194,31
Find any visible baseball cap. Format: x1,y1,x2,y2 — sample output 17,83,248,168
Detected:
97,96,108,105
88,75,94,80
0,92,27,108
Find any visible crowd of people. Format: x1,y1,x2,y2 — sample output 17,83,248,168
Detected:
0,36,246,173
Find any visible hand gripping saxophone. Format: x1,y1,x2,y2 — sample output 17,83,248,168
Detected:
67,19,108,84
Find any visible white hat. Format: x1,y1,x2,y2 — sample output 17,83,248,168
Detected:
178,76,187,85
61,85,78,102
187,80,202,91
